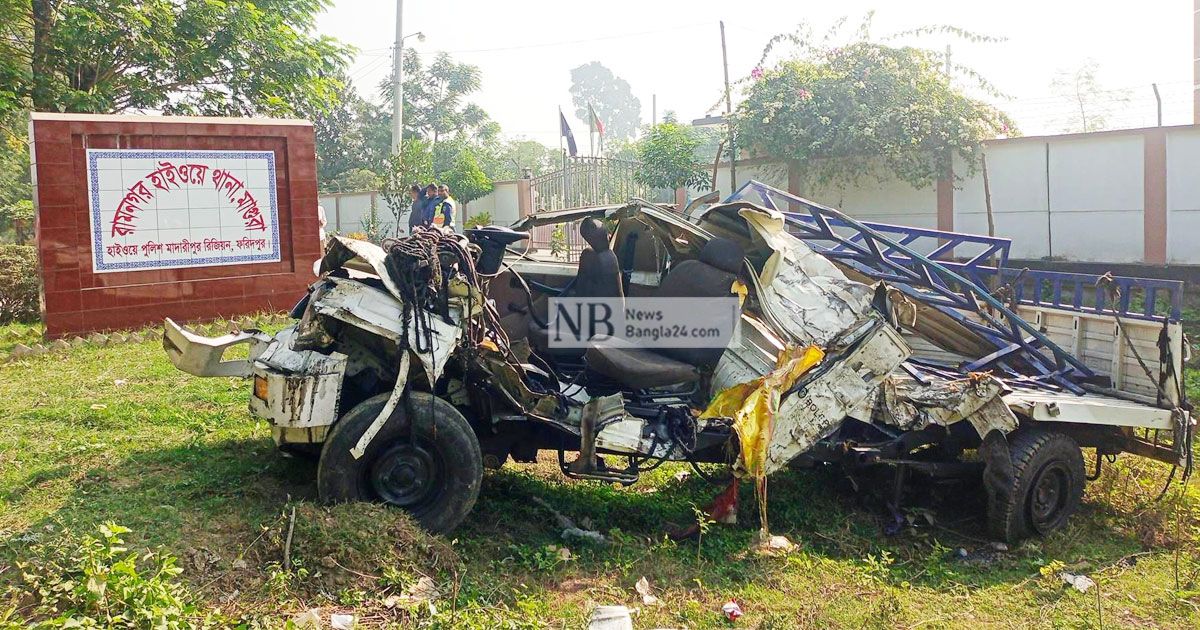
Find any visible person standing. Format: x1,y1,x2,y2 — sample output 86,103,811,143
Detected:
406,184,426,233
418,183,441,229
432,184,456,230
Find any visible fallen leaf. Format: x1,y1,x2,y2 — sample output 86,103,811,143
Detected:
89,404,107,410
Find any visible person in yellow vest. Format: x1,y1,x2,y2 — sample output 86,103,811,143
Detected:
432,184,456,230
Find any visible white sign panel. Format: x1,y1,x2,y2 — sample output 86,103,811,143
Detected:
87,149,281,273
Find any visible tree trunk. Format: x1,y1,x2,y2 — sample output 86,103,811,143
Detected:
31,0,55,111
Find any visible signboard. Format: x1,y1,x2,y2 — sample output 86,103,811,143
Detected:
87,149,281,273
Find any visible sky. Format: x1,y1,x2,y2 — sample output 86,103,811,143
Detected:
316,0,1195,147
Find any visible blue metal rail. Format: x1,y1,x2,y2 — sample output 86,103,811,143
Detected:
998,267,1183,322
726,181,1097,392
725,180,1187,392
730,179,1183,323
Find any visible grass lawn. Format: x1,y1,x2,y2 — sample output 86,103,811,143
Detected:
1,321,1199,628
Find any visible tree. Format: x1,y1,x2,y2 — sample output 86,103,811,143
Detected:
440,149,492,206
494,139,558,179
634,122,709,191
383,50,497,144
735,19,1013,189
13,0,349,116
325,168,382,193
311,73,391,190
0,110,30,210
1050,60,1129,133
569,62,641,140
380,138,435,228
0,1,28,118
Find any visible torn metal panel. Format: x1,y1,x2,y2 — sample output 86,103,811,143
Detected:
873,373,1017,437
711,314,786,395
764,321,910,475
310,276,463,385
319,237,407,300
737,207,874,348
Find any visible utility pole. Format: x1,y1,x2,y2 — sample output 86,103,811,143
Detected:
720,21,737,194
391,0,405,154
1153,83,1163,126
652,94,657,126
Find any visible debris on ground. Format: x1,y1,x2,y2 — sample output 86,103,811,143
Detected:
289,609,321,628
383,576,440,613
673,470,691,483
948,543,1010,567
1061,572,1096,593
670,481,739,539
722,600,744,621
547,544,572,561
531,496,607,544
330,613,356,629
635,576,659,606
588,604,634,630
753,532,796,555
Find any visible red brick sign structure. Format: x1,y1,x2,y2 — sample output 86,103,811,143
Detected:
30,113,321,338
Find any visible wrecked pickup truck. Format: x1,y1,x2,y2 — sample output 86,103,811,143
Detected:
163,181,1192,542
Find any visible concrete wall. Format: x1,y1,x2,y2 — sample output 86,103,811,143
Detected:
460,180,521,226
1167,127,1200,263
317,191,405,235
319,179,523,234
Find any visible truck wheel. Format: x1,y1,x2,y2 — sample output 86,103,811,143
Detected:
318,391,483,534
986,428,1085,543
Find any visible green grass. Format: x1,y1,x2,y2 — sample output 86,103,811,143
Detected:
1,322,1199,628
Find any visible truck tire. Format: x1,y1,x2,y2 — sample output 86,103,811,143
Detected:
318,391,483,534
986,428,1085,543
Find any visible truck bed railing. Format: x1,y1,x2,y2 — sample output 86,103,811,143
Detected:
997,267,1183,323
726,181,1103,393
727,180,1184,324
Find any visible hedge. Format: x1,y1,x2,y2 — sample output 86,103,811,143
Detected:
0,244,40,323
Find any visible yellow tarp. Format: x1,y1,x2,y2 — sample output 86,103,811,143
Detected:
700,344,825,535
701,344,825,478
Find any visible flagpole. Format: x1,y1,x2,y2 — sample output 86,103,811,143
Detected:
558,106,565,171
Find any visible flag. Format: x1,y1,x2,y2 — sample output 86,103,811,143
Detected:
588,102,605,136
559,110,578,156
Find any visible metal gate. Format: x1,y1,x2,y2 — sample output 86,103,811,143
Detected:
529,156,645,213
527,157,646,259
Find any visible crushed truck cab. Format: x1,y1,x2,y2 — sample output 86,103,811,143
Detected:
165,182,1192,541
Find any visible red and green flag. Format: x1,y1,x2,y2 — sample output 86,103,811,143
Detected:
588,102,605,136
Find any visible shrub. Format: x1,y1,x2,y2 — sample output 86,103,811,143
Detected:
8,523,200,628
464,211,492,229
0,244,39,323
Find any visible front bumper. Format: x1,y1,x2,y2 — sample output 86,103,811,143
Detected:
163,319,348,445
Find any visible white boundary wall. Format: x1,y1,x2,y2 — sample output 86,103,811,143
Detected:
318,180,522,235
702,125,1200,265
